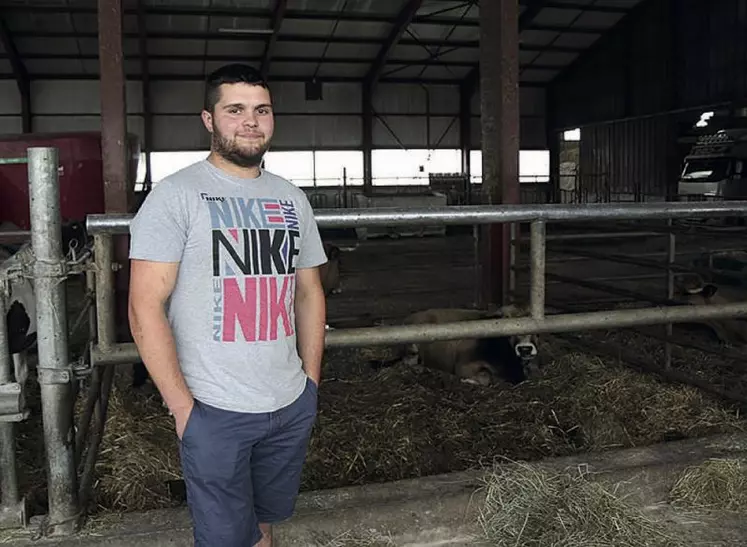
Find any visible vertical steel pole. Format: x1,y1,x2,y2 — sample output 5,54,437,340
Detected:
530,221,546,319
664,220,675,369
93,235,115,350
0,284,24,529
28,147,79,536
508,223,518,304
78,234,117,508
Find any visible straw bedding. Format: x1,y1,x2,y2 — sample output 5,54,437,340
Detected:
477,460,683,547
74,336,745,514
669,458,747,513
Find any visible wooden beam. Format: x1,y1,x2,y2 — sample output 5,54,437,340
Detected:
0,16,30,132
260,0,287,79
365,0,423,88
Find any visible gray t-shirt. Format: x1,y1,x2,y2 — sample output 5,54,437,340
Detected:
129,160,328,414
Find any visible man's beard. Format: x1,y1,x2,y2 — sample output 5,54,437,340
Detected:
211,127,269,169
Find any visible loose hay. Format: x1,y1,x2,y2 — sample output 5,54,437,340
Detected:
312,529,396,547
477,460,682,547
92,387,182,512
669,458,747,512
57,338,747,514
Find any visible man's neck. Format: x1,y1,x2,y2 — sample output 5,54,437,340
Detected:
207,152,262,179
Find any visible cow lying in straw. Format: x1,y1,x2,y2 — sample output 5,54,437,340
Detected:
372,305,541,386
676,274,747,347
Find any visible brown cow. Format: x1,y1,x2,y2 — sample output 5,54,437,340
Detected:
374,306,541,386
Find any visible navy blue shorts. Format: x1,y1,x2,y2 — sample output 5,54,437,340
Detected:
178,377,318,547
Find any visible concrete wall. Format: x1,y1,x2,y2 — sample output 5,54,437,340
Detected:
0,79,547,152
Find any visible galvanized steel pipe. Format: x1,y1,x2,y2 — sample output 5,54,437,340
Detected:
86,201,747,234
90,301,747,364
28,148,79,536
0,285,22,529
530,221,546,319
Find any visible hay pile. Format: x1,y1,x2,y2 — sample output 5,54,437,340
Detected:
477,460,682,547
669,458,747,512
91,387,182,512
78,338,745,513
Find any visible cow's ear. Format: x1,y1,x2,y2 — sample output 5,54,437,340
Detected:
702,284,718,298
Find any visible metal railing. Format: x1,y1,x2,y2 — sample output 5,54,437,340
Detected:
86,198,747,361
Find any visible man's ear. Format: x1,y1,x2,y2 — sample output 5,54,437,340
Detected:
201,110,214,133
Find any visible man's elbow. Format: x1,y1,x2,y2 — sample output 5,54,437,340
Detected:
128,292,165,331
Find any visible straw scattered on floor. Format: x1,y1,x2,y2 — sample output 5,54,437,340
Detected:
669,458,747,513
477,460,683,547
312,529,396,547
20,335,746,514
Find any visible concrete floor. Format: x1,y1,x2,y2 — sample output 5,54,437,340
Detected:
3,432,747,546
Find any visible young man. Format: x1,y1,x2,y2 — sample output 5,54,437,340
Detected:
128,63,328,547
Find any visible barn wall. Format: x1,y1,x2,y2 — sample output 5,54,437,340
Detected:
548,0,747,200
0,79,547,152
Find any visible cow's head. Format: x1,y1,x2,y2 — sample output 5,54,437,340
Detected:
492,304,541,377
677,274,719,303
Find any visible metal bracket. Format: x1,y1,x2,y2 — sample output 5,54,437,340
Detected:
37,367,73,385
0,383,25,421
32,259,69,279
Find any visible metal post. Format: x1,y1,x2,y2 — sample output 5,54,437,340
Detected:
28,147,79,536
78,234,117,509
93,235,115,350
664,220,675,369
530,221,546,319
342,167,348,208
508,223,518,303
478,0,519,307
0,283,25,530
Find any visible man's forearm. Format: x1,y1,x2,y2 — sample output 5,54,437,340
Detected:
295,290,326,384
130,303,193,413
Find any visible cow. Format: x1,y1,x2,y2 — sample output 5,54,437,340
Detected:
1,245,37,356
372,306,541,386
676,274,747,347
319,242,342,297
1,220,90,360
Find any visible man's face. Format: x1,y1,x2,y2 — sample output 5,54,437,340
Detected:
201,82,275,168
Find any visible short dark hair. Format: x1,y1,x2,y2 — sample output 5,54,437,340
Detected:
203,63,270,112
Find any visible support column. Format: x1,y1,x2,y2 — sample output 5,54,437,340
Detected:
29,148,79,536
97,0,132,348
459,82,472,180
478,0,520,307
362,86,373,196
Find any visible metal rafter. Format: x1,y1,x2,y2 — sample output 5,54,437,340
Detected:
365,0,423,88
4,3,631,19
7,30,586,54
0,15,30,132
260,0,287,79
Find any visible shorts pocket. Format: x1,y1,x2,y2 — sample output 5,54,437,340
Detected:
180,400,200,442
306,376,319,394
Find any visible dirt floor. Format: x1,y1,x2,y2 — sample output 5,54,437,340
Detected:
11,222,747,522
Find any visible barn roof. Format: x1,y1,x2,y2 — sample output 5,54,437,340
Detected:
0,0,645,86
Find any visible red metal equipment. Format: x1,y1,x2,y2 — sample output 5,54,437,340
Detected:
0,132,141,230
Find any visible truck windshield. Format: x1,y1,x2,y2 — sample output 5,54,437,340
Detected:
682,159,730,182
